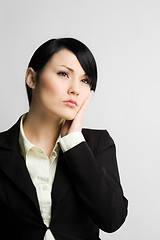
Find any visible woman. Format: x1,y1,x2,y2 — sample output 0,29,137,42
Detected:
0,38,128,240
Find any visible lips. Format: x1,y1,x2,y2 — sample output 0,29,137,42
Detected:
63,100,78,106
63,99,78,107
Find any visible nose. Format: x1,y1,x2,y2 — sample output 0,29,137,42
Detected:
68,80,80,95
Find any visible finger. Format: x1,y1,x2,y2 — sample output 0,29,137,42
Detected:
67,91,94,133
61,120,72,137
73,90,94,123
80,90,94,112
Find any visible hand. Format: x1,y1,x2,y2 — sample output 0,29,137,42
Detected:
61,90,94,137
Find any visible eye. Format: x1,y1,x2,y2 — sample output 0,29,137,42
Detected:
81,78,92,86
57,71,69,78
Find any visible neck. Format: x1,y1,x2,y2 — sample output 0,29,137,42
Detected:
23,105,64,150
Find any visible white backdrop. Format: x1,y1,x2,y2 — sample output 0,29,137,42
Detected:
0,0,160,239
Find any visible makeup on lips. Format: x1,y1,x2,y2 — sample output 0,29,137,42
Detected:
63,100,78,108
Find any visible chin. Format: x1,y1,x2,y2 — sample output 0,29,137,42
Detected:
62,112,76,121
58,107,77,120
64,115,75,121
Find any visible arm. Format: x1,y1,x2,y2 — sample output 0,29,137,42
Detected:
60,129,128,233
60,91,128,232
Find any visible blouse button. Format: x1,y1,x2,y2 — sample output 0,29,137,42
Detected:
42,185,47,191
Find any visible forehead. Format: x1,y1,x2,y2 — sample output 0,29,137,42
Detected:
48,49,85,74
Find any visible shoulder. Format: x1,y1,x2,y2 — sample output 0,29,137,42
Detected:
0,115,22,151
82,128,115,153
0,118,20,137
82,128,113,143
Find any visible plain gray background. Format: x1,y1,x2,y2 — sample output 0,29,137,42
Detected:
0,0,160,239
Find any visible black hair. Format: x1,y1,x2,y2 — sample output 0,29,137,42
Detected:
26,38,97,106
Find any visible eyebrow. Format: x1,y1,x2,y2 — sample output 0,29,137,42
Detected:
59,65,88,77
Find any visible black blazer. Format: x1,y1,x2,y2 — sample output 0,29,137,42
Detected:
0,114,128,240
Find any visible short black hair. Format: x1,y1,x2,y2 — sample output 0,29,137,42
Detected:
26,38,97,106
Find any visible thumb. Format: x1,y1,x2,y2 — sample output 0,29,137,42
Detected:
61,120,72,137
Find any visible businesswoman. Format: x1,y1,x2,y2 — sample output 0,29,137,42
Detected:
0,38,128,240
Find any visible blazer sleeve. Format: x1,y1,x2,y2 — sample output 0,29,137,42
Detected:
61,129,128,233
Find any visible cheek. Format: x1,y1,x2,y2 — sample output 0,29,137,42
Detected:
40,75,64,99
41,77,56,93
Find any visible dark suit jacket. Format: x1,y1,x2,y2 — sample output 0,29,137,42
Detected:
0,114,128,240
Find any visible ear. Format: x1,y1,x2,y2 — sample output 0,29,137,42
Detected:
25,67,36,89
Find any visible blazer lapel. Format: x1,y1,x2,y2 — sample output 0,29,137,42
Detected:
51,147,72,210
0,115,40,213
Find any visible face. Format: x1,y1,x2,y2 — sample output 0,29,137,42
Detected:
27,49,92,121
